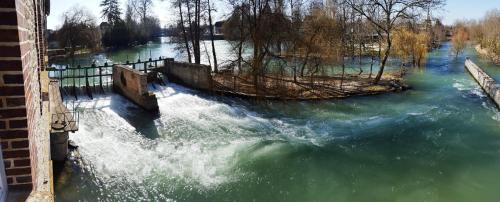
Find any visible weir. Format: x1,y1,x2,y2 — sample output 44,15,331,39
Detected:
48,57,216,96
162,59,213,90
113,65,159,111
46,57,169,99
47,57,217,111
465,58,500,108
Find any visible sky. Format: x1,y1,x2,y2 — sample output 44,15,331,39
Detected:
47,0,231,30
47,0,500,30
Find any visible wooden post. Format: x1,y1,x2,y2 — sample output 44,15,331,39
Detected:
144,62,148,74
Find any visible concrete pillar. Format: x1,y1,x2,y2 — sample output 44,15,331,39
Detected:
49,132,68,162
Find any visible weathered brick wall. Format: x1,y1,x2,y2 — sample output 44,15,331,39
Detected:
0,0,47,190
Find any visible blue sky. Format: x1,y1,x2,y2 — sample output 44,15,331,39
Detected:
440,0,500,24
47,0,500,29
47,0,231,29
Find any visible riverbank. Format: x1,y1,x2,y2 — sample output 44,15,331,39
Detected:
475,45,500,64
48,48,96,60
212,72,408,100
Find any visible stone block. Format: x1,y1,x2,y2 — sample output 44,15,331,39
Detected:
113,65,159,111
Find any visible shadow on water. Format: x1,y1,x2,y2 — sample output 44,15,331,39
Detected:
63,87,163,139
109,97,161,139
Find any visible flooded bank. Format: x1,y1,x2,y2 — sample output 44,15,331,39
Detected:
53,42,500,202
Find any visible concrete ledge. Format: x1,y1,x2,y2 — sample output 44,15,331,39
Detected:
465,59,500,108
113,65,159,111
24,73,54,202
164,60,213,90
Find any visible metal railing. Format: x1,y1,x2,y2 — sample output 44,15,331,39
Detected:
51,101,80,132
47,57,169,99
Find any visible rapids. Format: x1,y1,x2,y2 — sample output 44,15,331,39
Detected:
54,42,500,202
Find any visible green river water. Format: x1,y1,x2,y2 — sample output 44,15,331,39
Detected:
53,41,500,202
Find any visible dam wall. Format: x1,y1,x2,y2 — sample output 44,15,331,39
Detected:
113,65,159,111
465,59,500,108
163,59,213,91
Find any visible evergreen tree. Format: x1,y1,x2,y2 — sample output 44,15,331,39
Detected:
100,0,122,25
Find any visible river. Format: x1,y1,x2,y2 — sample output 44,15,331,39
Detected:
53,41,500,202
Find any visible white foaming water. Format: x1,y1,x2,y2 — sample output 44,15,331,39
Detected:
453,78,486,98
481,101,500,122
493,112,500,122
67,84,326,191
68,89,255,189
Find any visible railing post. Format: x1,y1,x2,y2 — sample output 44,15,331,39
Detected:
85,64,93,99
59,68,63,88
73,65,78,100
77,65,81,89
100,63,105,92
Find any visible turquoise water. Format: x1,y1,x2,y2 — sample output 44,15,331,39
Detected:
49,37,237,68
54,42,500,202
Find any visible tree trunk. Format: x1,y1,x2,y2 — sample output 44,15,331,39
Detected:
341,59,345,90
253,46,261,97
340,7,347,90
369,54,374,78
178,0,192,63
193,0,201,64
236,7,244,76
207,0,217,72
186,0,197,63
374,38,391,84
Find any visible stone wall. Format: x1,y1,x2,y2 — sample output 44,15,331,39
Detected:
164,59,213,90
0,0,49,190
113,65,159,111
465,59,500,108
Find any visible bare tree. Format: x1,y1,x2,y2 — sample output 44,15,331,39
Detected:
132,0,153,22
180,0,193,63
101,0,122,24
207,0,218,72
344,0,444,83
451,23,468,57
57,6,101,57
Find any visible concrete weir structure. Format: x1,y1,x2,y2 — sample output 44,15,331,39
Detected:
465,59,500,108
113,65,159,111
163,59,213,91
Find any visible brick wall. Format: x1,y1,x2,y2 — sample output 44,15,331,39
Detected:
0,0,47,190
